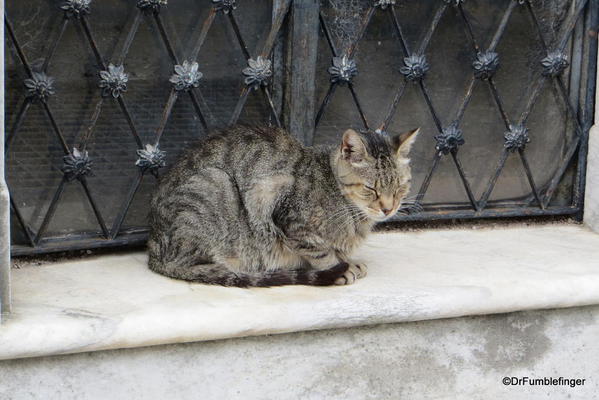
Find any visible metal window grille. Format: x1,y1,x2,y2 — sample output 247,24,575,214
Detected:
4,0,597,255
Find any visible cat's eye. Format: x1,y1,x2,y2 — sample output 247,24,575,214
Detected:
363,185,379,199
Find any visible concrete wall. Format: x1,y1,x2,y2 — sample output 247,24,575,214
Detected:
0,0,10,317
1,305,597,400
586,124,599,232
584,41,599,233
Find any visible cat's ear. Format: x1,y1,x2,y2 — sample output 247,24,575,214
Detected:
341,129,368,166
392,127,420,159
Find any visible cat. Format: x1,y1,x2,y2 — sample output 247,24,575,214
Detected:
148,125,419,287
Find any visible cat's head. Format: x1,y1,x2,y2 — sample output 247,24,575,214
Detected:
335,128,419,222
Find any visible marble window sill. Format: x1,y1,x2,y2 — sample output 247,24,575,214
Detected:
1,224,599,361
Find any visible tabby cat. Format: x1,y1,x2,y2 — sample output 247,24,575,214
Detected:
148,125,419,287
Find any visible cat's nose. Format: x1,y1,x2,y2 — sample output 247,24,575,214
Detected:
381,208,393,216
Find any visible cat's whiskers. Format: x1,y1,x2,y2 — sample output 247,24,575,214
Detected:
321,210,356,226
327,207,359,231
329,214,362,236
401,196,419,202
330,208,367,237
322,206,363,225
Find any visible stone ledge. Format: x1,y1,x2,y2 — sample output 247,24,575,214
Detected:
1,224,599,360
585,124,599,233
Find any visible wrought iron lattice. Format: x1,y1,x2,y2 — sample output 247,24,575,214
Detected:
6,0,289,255
314,0,597,221
4,0,597,255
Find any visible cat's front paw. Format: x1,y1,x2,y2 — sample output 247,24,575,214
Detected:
353,262,367,279
334,262,367,285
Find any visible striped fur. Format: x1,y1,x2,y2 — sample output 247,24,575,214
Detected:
148,126,418,287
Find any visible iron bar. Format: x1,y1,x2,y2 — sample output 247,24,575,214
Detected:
478,150,509,210
227,12,251,60
154,89,179,144
454,77,476,124
418,80,443,132
80,16,107,70
181,9,218,131
525,0,549,52
12,231,150,257
488,78,511,130
381,81,407,131
556,76,584,135
348,7,375,58
314,83,337,128
80,176,109,238
415,153,441,203
457,4,480,53
188,91,210,131
4,16,32,77
557,0,589,50
41,102,70,154
42,17,69,72
117,97,144,149
257,0,291,58
262,86,282,127
541,137,581,208
5,99,31,153
417,3,447,56
110,171,144,239
229,87,250,126
34,177,67,245
518,149,543,209
80,98,104,151
319,11,338,57
519,77,546,124
347,82,369,130
451,150,478,210
487,0,517,52
153,13,179,64
9,195,35,247
190,9,217,61
116,10,143,65
389,6,410,56
391,205,579,222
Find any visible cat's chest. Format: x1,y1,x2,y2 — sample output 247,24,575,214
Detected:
327,214,372,252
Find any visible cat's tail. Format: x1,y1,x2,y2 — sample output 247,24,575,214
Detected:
149,259,349,287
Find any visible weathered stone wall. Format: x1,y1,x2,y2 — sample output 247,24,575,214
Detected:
586,126,599,232
0,0,11,317
1,305,597,400
584,47,599,233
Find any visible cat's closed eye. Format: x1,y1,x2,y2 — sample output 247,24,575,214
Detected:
363,185,379,199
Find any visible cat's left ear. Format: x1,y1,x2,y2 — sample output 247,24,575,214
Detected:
391,128,420,159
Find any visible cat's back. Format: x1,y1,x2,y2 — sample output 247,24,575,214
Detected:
160,126,306,189
192,125,301,165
